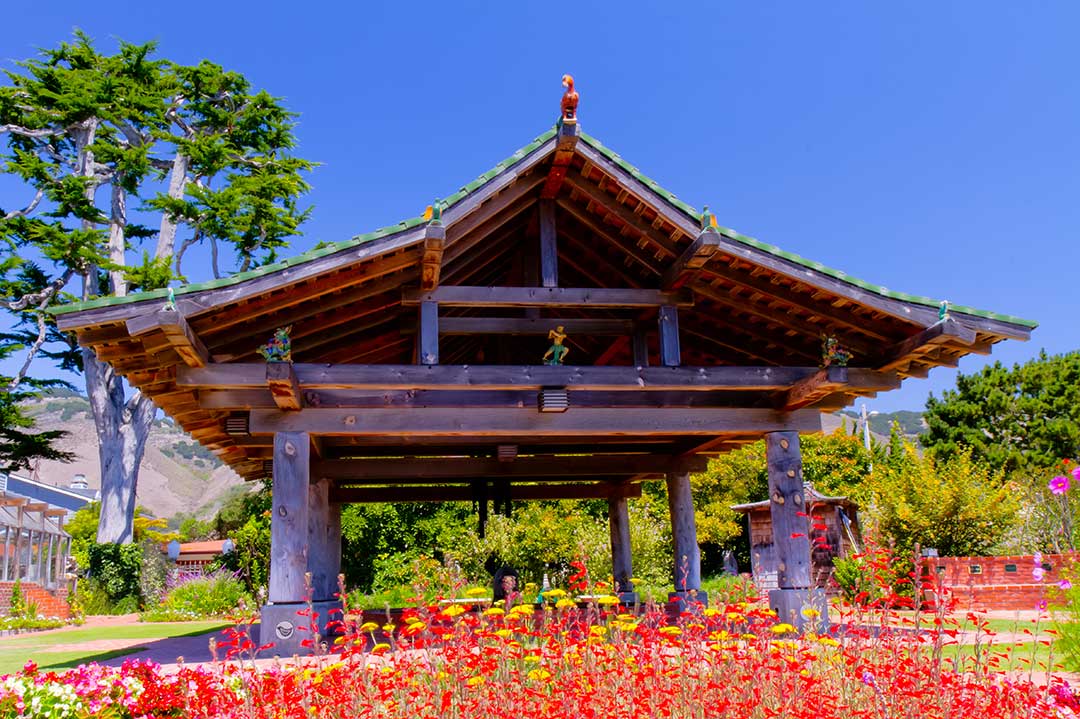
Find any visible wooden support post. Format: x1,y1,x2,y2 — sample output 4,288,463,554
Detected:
665,472,701,593
765,431,827,629
632,328,649,367
326,502,342,601
539,200,558,288
658,305,681,367
307,477,333,602
418,301,439,365
608,495,634,596
2,527,9,582
268,432,310,604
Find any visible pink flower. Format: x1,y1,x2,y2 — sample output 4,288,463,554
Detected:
1033,566,1045,581
1059,579,1072,590
1050,476,1070,495
1072,466,1080,482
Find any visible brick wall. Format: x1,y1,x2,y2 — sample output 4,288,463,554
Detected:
921,553,1077,612
0,581,71,619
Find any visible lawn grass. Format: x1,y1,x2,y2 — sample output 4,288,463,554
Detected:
0,621,230,676
935,640,1064,674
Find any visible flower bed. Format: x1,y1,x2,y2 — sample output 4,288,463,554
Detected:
3,596,1079,718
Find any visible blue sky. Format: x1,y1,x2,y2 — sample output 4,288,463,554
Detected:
2,1,1077,412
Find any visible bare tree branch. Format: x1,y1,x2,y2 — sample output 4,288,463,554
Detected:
6,311,49,392
1,268,74,312
0,124,64,138
2,188,44,220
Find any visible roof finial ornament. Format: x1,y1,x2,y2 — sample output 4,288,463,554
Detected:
560,75,579,121
423,198,443,224
938,300,950,322
700,205,718,233
162,286,176,311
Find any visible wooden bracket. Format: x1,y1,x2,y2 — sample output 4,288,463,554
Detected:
875,318,978,372
420,223,446,291
661,228,722,290
266,363,303,411
777,367,900,411
540,119,580,199
126,309,209,368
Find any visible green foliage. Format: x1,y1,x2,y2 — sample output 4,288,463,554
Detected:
1052,563,1080,671
8,579,24,618
865,437,1019,557
75,580,139,616
141,573,250,622
923,351,1080,473
86,543,142,606
832,556,881,604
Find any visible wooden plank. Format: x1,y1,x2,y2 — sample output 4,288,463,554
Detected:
126,308,210,368
661,229,722,290
248,406,823,436
777,367,900,411
437,317,635,336
179,363,860,392
658,305,681,367
556,198,665,275
266,363,303,411
268,431,310,603
539,200,559,288
666,472,701,591
313,454,708,480
420,224,446,291
874,318,977,371
330,481,640,504
766,432,811,589
402,286,693,309
417,301,439,365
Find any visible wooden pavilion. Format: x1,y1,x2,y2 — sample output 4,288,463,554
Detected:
53,113,1034,650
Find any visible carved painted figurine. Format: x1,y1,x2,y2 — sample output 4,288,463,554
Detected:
542,325,570,365
820,335,851,368
561,75,579,120
259,326,293,363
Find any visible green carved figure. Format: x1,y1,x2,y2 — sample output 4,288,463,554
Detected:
258,326,293,363
820,335,851,368
542,326,570,365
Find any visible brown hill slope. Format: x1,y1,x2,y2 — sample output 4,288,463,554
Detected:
21,396,247,519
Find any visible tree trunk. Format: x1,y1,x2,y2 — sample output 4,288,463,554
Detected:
108,183,127,296
87,348,155,544
156,152,189,261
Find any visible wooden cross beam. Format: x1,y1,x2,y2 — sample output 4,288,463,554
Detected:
401,286,693,309
661,228,722,290
777,366,900,411
436,317,636,336
313,454,708,480
126,309,208,368
266,363,303,411
247,406,823,436
330,481,640,504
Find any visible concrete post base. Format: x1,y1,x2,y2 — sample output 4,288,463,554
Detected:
259,600,343,656
769,588,829,632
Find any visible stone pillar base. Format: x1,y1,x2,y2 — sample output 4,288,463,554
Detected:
259,600,343,656
668,590,709,611
769,588,829,632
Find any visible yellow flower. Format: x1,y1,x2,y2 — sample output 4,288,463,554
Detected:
770,623,796,635
523,654,541,664
524,582,538,592
527,668,552,681
510,604,534,616
555,598,576,610
740,633,757,641
613,621,638,632
629,578,642,586
703,608,721,618
726,612,745,622
819,637,840,648
359,621,379,632
544,588,567,599
484,607,505,617
659,626,682,637
371,642,391,654
801,607,821,619
466,676,485,687
382,623,395,633
495,628,512,638
442,604,466,618
617,613,635,622
589,625,608,636
465,587,488,598
596,595,620,606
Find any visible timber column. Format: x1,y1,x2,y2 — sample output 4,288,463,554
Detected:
766,431,828,630
608,495,637,603
666,472,706,605
260,432,320,654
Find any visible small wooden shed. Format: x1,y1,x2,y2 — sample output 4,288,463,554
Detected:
732,484,860,592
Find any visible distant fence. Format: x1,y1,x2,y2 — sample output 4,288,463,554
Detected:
921,553,1077,612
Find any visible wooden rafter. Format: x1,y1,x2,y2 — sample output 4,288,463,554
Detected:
539,119,580,199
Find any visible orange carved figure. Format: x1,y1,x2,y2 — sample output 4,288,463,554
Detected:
561,75,579,120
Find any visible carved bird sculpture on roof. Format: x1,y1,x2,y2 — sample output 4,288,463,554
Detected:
561,75,579,120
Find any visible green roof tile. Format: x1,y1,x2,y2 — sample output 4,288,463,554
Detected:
54,125,1033,330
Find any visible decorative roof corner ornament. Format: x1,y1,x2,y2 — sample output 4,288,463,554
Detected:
258,325,293,363
162,286,176,312
423,198,443,225
938,300,950,322
700,205,719,233
820,335,852,369
559,74,579,123
542,325,570,365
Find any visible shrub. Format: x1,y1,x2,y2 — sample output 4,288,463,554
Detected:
141,571,250,622
87,543,142,606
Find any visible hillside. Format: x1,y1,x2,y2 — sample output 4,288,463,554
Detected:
20,396,249,520
838,409,926,437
